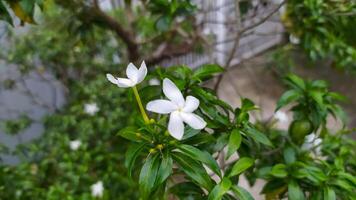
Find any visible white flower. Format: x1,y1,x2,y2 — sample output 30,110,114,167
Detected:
149,78,160,86
274,111,289,123
84,103,99,115
106,61,147,88
91,181,104,198
289,34,300,45
69,140,81,151
146,78,207,140
302,133,322,155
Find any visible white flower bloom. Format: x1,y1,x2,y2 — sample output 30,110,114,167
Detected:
146,78,207,140
69,140,81,151
106,61,147,88
84,103,99,115
289,34,300,45
91,181,104,198
274,110,289,123
149,78,160,86
302,133,322,155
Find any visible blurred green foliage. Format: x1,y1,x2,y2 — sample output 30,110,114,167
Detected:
284,0,356,71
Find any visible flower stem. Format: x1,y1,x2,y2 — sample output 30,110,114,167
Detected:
132,86,150,124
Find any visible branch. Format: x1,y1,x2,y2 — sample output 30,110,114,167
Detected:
86,7,140,61
145,40,196,65
214,0,242,92
239,1,286,34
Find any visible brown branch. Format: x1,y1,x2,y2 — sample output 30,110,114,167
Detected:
214,0,242,92
239,1,286,34
145,40,196,65
86,7,140,62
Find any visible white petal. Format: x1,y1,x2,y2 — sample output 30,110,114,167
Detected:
163,78,185,107
117,78,135,88
180,112,206,130
168,111,184,140
146,100,177,114
106,74,118,84
136,61,148,84
183,96,200,112
126,63,139,83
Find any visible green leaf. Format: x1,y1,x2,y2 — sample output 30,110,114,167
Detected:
276,89,300,111
182,127,201,140
285,74,306,90
192,64,224,81
169,182,205,200
178,144,221,177
118,126,141,142
208,178,232,200
125,143,146,178
270,164,288,178
139,154,160,199
155,151,173,186
323,187,336,200
283,147,296,164
226,129,242,160
288,180,305,200
172,152,213,191
0,1,13,25
241,98,258,111
243,125,273,147
228,157,254,177
231,185,254,200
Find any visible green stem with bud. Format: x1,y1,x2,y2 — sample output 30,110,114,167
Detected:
132,86,150,124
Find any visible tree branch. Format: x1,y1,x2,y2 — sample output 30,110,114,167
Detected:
239,1,286,34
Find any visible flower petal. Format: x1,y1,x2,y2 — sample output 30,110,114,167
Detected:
106,74,118,84
163,78,185,107
146,100,177,114
168,111,185,140
136,61,148,84
183,96,200,112
126,63,139,83
117,78,135,88
180,112,206,130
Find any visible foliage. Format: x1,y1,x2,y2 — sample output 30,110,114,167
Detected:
284,0,356,71
115,66,355,199
0,75,139,199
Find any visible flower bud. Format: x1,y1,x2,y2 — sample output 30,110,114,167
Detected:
156,144,164,150
149,148,157,154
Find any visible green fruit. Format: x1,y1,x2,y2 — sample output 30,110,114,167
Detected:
289,119,313,144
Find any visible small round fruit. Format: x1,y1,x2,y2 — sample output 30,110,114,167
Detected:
289,119,313,144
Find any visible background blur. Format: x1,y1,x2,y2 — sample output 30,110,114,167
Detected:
0,0,355,199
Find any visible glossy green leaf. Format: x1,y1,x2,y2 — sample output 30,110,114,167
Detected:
288,180,305,200
208,178,232,200
243,125,273,147
125,143,146,178
178,144,221,177
276,89,300,111
285,74,306,90
323,187,336,200
118,126,141,142
270,164,288,178
228,157,254,178
192,64,224,81
226,129,242,160
231,185,254,200
172,152,213,191
283,147,296,164
139,154,160,199
155,151,173,186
